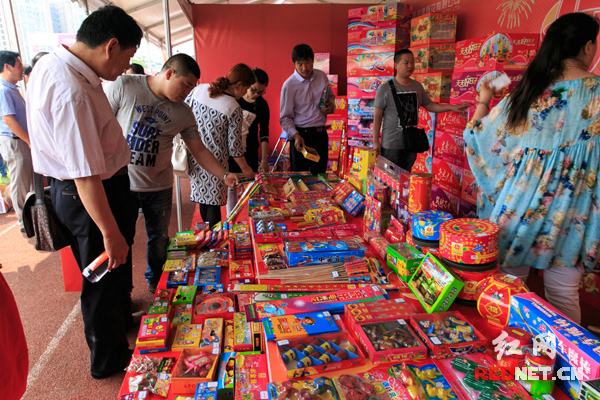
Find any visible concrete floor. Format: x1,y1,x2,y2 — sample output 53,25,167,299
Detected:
1,182,197,400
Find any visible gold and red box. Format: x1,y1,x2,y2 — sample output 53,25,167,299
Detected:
411,43,456,74
450,69,523,105
432,157,462,198
476,273,529,327
327,74,338,96
348,26,411,55
344,299,415,333
454,33,539,73
436,111,468,136
410,311,488,358
410,13,457,46
414,72,452,103
433,130,465,167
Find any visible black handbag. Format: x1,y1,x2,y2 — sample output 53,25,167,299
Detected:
22,173,70,252
388,80,430,153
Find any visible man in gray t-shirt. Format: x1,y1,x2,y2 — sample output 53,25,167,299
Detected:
373,49,468,171
106,54,237,293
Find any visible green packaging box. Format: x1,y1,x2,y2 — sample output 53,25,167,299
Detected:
387,242,426,282
167,238,187,260
408,253,463,313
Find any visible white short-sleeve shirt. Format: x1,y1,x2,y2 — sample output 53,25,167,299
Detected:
26,45,130,180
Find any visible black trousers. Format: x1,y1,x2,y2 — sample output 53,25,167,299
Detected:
290,126,328,174
381,147,418,173
199,203,222,228
51,171,135,378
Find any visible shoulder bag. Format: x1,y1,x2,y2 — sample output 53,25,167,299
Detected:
388,79,430,153
22,173,70,252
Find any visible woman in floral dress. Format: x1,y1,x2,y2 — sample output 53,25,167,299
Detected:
464,12,599,323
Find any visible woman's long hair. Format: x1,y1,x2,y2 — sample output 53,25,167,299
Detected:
506,12,599,129
208,63,255,98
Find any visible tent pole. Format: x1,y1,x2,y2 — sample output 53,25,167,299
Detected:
162,0,183,232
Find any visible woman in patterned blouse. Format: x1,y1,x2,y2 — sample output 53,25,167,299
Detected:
186,64,256,227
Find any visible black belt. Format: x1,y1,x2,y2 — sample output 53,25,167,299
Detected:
297,126,326,135
112,166,128,177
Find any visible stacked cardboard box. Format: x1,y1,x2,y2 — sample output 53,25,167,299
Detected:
346,2,412,159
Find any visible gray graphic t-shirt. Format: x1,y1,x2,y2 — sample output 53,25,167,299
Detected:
374,78,431,150
106,75,200,192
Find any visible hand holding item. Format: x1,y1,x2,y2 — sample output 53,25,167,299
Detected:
224,172,238,188
322,100,335,115
241,166,255,181
293,134,305,152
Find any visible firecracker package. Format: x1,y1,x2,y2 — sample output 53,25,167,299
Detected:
171,349,219,395
410,13,457,45
356,318,428,363
387,242,426,281
234,352,269,400
262,311,339,341
410,311,487,358
275,332,365,378
408,253,464,313
268,377,338,400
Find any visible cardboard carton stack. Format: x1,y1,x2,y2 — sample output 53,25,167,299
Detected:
346,3,412,165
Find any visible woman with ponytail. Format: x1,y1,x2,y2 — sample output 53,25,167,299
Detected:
185,63,256,227
464,12,599,324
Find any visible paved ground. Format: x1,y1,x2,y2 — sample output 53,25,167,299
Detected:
1,182,197,400
2,181,599,400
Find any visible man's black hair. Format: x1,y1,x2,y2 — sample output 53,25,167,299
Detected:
76,5,143,50
292,44,314,63
129,63,145,74
161,54,200,79
0,51,19,73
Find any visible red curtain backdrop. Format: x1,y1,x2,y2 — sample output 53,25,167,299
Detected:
192,1,600,152
192,4,369,152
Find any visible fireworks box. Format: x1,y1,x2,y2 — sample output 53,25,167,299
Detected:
461,169,478,204
167,238,187,260
332,96,348,118
344,299,415,333
411,43,456,73
217,352,236,399
273,331,365,378
347,76,391,99
348,3,412,28
284,238,366,266
454,33,539,73
509,292,600,399
348,98,375,120
458,199,477,219
430,185,460,217
410,311,487,358
234,353,269,400
171,349,219,395
348,27,411,55
233,312,253,352
387,242,426,282
229,259,255,284
347,52,395,77
410,13,457,46
408,253,464,313
351,146,377,179
327,117,345,138
436,110,468,136
450,69,523,105
356,318,428,364
262,311,339,341
342,190,366,217
432,157,463,198
433,130,465,167
244,286,386,321
195,382,218,400
314,53,330,74
414,72,452,103
327,74,338,96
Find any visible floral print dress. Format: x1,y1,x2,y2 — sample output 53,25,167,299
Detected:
463,76,600,274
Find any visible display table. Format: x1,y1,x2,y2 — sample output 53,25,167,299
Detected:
117,203,571,400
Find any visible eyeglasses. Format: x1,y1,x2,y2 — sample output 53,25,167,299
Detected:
250,86,266,96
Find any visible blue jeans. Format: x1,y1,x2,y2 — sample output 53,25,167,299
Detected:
0,153,7,177
130,188,172,285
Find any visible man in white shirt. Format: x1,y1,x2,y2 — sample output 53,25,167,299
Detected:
26,6,143,379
